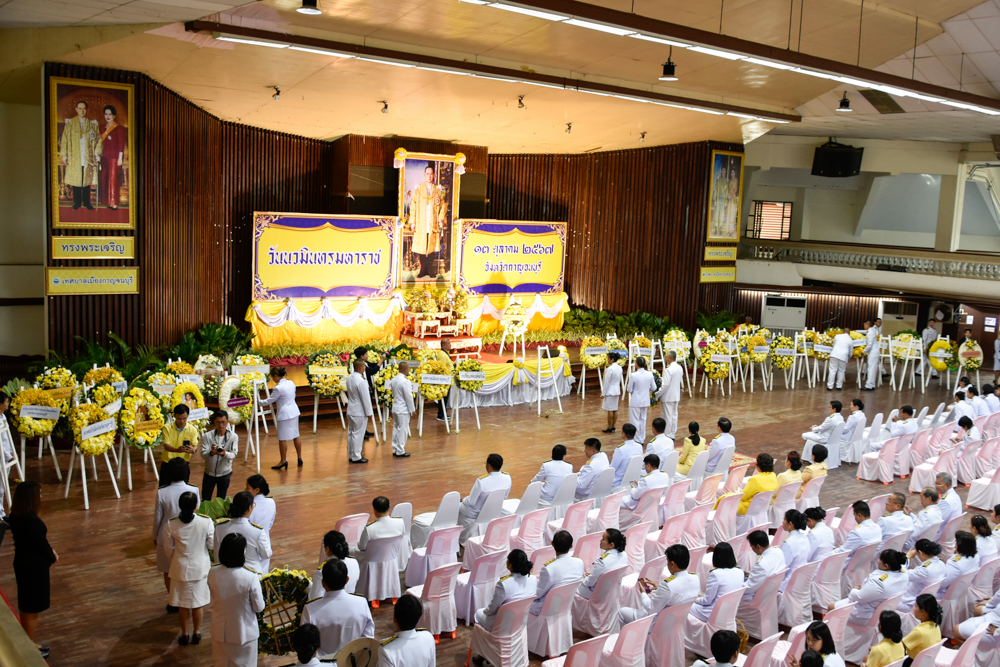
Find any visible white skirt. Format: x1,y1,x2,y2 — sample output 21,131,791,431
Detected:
602,394,620,411
276,418,300,441
212,637,258,667
169,577,211,608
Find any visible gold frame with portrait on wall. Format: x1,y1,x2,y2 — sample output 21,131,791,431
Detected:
49,76,136,229
395,149,464,288
707,150,743,243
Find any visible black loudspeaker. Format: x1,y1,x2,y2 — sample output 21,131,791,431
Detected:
811,140,864,177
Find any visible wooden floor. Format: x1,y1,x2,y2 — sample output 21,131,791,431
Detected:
0,367,982,666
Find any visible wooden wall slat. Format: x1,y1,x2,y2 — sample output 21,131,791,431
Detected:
344,135,489,173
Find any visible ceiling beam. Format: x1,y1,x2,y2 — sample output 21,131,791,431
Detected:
185,20,801,122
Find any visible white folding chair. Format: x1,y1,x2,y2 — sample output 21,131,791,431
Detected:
405,524,462,588
644,600,695,667
548,473,580,522
545,500,591,544
768,481,802,529
910,448,957,494
738,569,786,640
970,555,1000,601
583,467,614,508
620,488,663,531
355,534,403,604
858,438,896,484
538,633,607,667
644,511,688,562
467,596,534,667
715,446,736,480
811,551,850,612
675,449,709,487
508,508,549,558
933,623,987,667
731,631,782,667
868,493,891,523
658,478,691,522
658,449,678,480
465,490,507,545
526,578,583,659
706,493,741,545
572,531,604,571
391,501,413,571
619,555,665,610
623,521,652,574
909,429,934,470
403,562,461,639
617,456,644,491
680,503,713,549
842,412,869,464
685,473,724,511
795,475,826,512
938,513,966,560
717,464,751,498
841,541,881,598
502,481,543,522
463,513,518,570
334,513,371,552
957,440,983,485
777,560,820,627
905,640,945,667
738,491,774,534
456,550,507,624
411,490,460,549
598,613,655,666
571,565,629,637
895,430,918,478
938,571,975,638
683,586,747,658
585,490,625,533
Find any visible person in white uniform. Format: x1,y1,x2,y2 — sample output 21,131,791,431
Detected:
532,445,573,506
154,458,200,609
645,418,673,466
827,328,853,390
626,357,656,443
984,384,1000,412
618,543,700,627
529,530,585,616
619,454,670,529
919,319,938,378
876,493,914,553
954,583,1000,655
832,550,908,624
950,415,981,456
972,515,999,561
345,360,373,464
779,511,811,592
474,549,537,631
310,530,359,598
575,439,610,501
260,366,302,469
834,500,882,569
792,622,847,667
904,488,943,551
693,630,742,667
968,386,990,418
165,491,214,646
655,351,685,440
378,595,436,667
288,623,323,667
355,496,404,562
938,531,980,592
802,401,845,461
577,529,629,600
688,542,744,622
601,353,623,434
208,533,265,667
0,391,12,518
948,391,975,429
609,424,643,490
705,418,735,474
901,539,945,611
214,491,272,575
388,362,415,458
840,399,866,456
742,530,786,603
302,559,375,657
457,453,512,546
805,507,835,562
245,474,276,538
886,405,918,440
936,473,962,535
863,320,881,390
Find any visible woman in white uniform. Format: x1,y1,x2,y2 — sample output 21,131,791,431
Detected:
165,491,214,646
309,530,359,598
601,353,623,434
833,550,908,626
576,529,629,600
474,549,537,631
208,533,265,667
790,621,846,667
972,515,999,561
154,459,200,607
939,531,979,592
689,542,744,622
214,491,272,575
261,366,302,469
246,474,275,534
805,507,835,563
288,623,323,666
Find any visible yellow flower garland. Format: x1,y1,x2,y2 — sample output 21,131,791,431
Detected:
171,382,208,431
770,335,795,370
739,334,769,364
608,338,628,367
579,336,609,369
960,340,983,371
813,333,833,361
373,365,399,410
849,330,866,358
416,360,452,401
70,403,116,456
928,339,952,372
632,336,653,366
91,384,119,409
663,329,690,363
83,366,124,387
306,352,344,399
702,341,731,380
166,360,195,375
796,330,817,358
235,353,266,366
119,388,164,449
35,366,77,417
11,388,58,438
892,333,919,361
455,358,485,392
145,371,178,410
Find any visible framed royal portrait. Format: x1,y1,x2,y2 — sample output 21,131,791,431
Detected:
707,150,743,242
49,77,135,229
395,149,465,288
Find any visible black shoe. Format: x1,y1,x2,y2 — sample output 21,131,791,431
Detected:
363,434,371,440
72,203,81,210
178,635,189,646
166,604,178,613
297,458,303,467
602,427,615,434
39,647,49,659
191,633,201,645
349,458,369,464
83,202,94,210
271,461,288,470
393,453,411,458
365,431,374,437
437,416,446,422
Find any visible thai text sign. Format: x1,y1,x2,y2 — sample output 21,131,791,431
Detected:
51,236,134,259
458,220,566,295
46,267,138,295
253,213,396,300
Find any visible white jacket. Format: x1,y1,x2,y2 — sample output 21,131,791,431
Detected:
259,378,300,421
346,371,373,418
165,514,214,581
627,369,656,408
655,362,684,403
830,333,853,363
388,373,415,415
208,565,265,644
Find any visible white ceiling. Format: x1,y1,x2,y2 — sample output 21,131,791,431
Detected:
0,0,251,28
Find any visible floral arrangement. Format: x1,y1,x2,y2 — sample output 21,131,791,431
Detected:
812,333,833,361
406,289,439,320
502,299,529,338
171,382,208,431
608,337,628,367
701,341,731,380
142,371,178,410
119,387,163,449
663,329,690,363
219,376,255,425
450,287,470,317
892,333,920,361
91,383,119,409
692,330,710,360
738,334,769,364
849,330,866,358
194,354,224,371
35,366,77,417
713,330,733,343
83,366,125,387
416,360,452,402
373,365,399,411
234,353,266,367
70,403,116,456
202,373,223,399
415,348,437,363
10,388,59,438
305,352,344,399
796,330,817,358
649,370,662,406
770,335,795,370
257,568,312,655
579,336,609,369
166,360,195,375
928,339,953,372
632,335,653,366
959,339,983,371
393,346,414,361
455,358,485,392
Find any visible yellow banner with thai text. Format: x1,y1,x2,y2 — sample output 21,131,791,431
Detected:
52,236,134,260
457,220,566,295
699,266,736,283
46,267,139,295
704,246,737,262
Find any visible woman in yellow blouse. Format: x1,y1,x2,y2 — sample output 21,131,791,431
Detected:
675,421,705,476
797,444,828,499
863,610,905,667
737,453,778,515
901,594,943,667
773,451,804,504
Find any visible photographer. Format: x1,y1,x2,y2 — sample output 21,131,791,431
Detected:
161,404,199,479
201,410,239,500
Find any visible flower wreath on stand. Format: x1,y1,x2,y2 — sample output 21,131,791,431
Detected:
234,353,267,368
692,330,710,360
455,358,485,393
373,365,399,413
83,366,125,388
631,335,653,367
171,382,208,431
928,339,953,372
415,348,437,363
416,360,451,403
35,365,79,419
607,338,628,367
119,387,164,450
389,344,414,362
892,333,919,362
501,299,529,339
702,341,731,381
797,330,817,358
960,339,984,372
166,360,195,376
739,333,769,365
257,568,312,655
649,370,662,406
813,333,833,361
663,329,690,363
306,352,344,400
849,330,866,358
11,388,59,439
70,403,116,456
194,355,223,372
770,336,795,370
579,336,609,369
219,376,256,425
202,374,223,400
140,371,178,410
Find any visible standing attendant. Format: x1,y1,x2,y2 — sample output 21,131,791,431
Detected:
827,328,853,390
388,362,415,458
626,357,655,443
246,474,275,536
345,360,372,464
215,491,272,575
208,533,265,667
154,458,200,610
919,319,938,378
160,404,199,479
262,367,302,470
863,321,881,390
201,410,238,500
655,351,684,440
601,354,623,434
165,491,214,646
8,481,57,659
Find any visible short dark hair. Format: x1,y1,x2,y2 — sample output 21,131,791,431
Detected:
955,391,966,401
806,621,836,655
621,423,637,439
605,528,626,552
852,398,864,410
165,457,190,484
552,444,567,460
103,104,117,116
852,500,871,518
354,346,368,359
718,417,732,433
585,438,602,451
954,530,977,558
804,507,826,522
830,400,842,412
293,624,322,665
395,594,423,631
229,490,255,518
211,409,228,423
486,453,503,471
712,542,737,569
322,558,349,591
552,530,574,554
270,366,287,378
756,453,774,473
922,487,939,503
900,405,914,417
786,451,802,471
710,629,741,664
747,530,770,549
665,543,689,569
799,650,825,667
960,376,970,386
219,533,247,568
373,496,390,513
879,610,904,643
785,509,807,531
644,454,660,469
652,417,666,434
914,539,941,557
323,530,350,560
959,416,974,430
812,444,828,463
984,384,995,395
636,356,647,369
173,404,190,416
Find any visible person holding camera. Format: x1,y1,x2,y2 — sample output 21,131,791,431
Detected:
201,410,238,500
161,404,199,479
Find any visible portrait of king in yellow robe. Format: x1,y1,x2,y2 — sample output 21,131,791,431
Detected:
59,100,101,210
407,164,449,279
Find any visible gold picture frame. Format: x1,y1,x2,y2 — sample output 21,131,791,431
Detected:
707,150,743,242
49,76,136,229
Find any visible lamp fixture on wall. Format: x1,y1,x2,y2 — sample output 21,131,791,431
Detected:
836,91,852,112
659,47,678,81
566,122,572,134
518,95,525,109
271,86,280,100
297,0,322,15
380,100,389,114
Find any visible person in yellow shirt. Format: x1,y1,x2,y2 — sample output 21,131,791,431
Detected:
797,444,828,499
675,421,705,476
773,450,804,504
901,594,943,666
434,339,456,422
737,453,777,515
161,405,200,478
863,610,905,667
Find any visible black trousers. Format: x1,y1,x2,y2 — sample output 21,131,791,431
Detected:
417,253,437,278
202,473,231,501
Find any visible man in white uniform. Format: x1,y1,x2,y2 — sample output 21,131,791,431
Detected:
841,399,866,459
609,424,643,490
968,386,990,418
827,327,853,390
655,351,684,440
378,595,436,667
626,357,656,443
802,400,845,459
949,390,976,429
645,418,673,467
458,453,512,545
575,438,610,501
936,473,962,534
742,530,787,602
877,493,914,552
355,496,405,559
919,319,938,378
345,360,372,464
834,500,882,569
885,406,918,443
617,543,701,628
531,444,573,506
620,454,670,529
302,559,375,657
388,362,415,458
529,530,585,616
904,487,943,550
862,320,881,390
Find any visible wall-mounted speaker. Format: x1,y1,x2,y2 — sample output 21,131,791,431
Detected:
811,139,864,178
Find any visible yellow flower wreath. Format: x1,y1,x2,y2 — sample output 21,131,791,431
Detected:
70,403,116,456
416,360,452,402
11,388,58,439
119,388,164,449
171,382,208,430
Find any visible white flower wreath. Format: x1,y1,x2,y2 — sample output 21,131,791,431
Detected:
218,377,244,425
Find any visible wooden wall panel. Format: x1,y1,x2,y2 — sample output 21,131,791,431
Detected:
344,135,489,173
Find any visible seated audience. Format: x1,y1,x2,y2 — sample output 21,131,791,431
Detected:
803,401,845,453
884,405,918,442
705,418,735,474
790,621,846,667
900,539,944,612
938,530,978,592
620,454,669,529
832,550,908,625
735,453,777,516
863,610,905,667
954,584,1000,654
842,399,867,447
774,451,803,497
609,424,642,489
805,507,835,562
474,549,536,631
834,500,882,568
618,543,700,627
301,559,374,657
901,594,943,667
741,530,785,603
378,595,436,667
984,384,1000,412
797,445,828,499
532,445,573,507
935,473,962,534
877,493,914,552
529,530,584,616
355,495,404,558
691,629,741,667
575,438,610,501
950,415,980,454
577,529,628,600
289,623,322,667
780,510,810,591
968,385,990,418
972,514,998,561
675,422,705,477
645,418,673,464
310,531,358,598
457,453,512,545
689,542,743,622
903,488,942,551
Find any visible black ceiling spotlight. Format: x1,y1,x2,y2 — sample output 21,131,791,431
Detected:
297,0,322,15
836,91,853,113
640,131,646,143
659,46,678,82
566,122,572,134
271,86,280,101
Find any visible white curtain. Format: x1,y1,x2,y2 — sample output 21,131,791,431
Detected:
452,358,576,409
463,293,567,321
251,294,408,329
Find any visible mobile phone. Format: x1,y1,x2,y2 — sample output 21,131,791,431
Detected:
183,439,191,450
